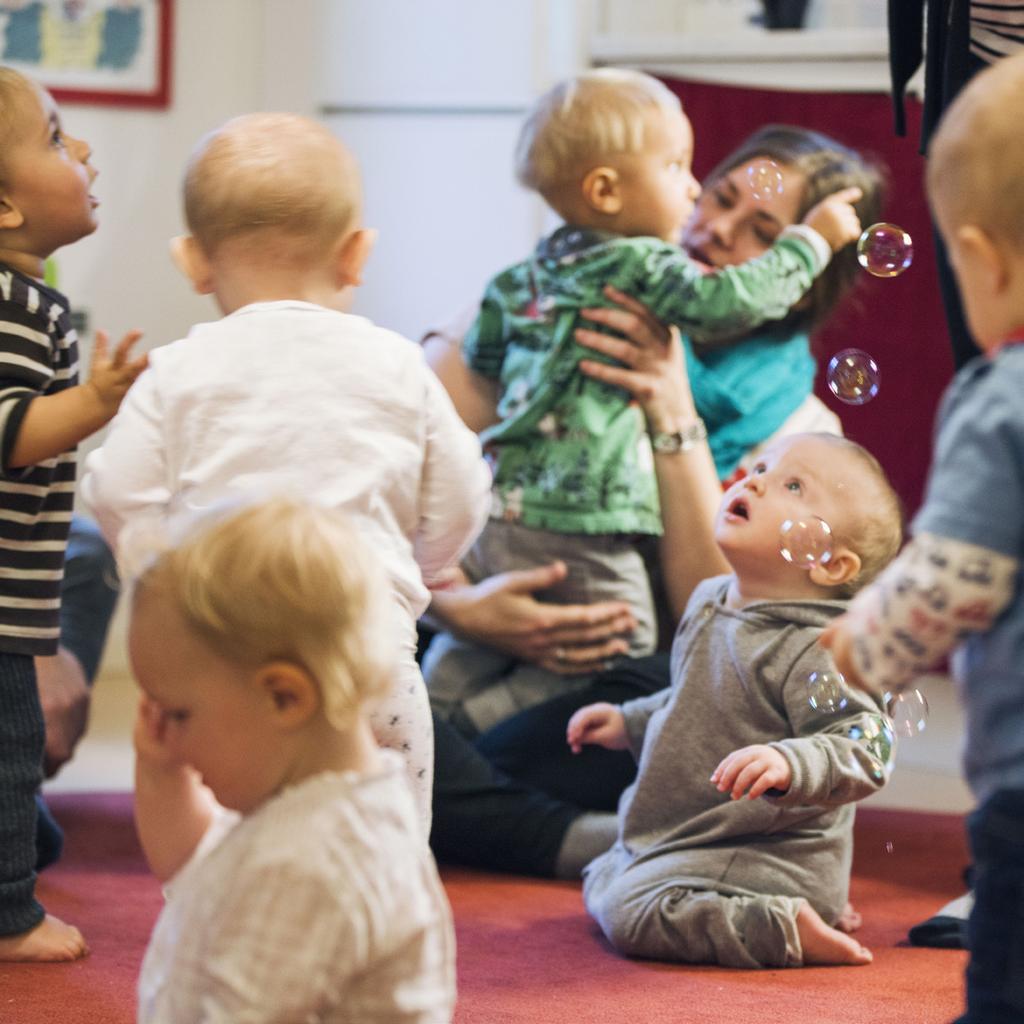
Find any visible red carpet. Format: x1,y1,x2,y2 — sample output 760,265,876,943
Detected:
0,794,969,1023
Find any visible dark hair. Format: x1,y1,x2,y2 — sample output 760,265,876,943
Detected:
703,125,887,337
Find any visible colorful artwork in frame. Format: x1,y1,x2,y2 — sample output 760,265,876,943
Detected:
0,0,172,108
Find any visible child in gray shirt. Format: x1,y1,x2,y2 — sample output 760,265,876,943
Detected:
568,432,903,968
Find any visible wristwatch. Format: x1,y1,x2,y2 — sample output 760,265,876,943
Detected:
650,418,708,454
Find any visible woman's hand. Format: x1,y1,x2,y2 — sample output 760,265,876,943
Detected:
566,702,629,753
428,560,637,675
575,285,698,435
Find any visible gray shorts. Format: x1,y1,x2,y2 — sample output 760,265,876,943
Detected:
423,518,656,736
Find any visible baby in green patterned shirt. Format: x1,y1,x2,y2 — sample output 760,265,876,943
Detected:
423,69,865,740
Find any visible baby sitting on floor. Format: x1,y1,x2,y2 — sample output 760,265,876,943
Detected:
568,433,902,968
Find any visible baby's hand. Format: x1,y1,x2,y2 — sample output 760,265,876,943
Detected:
566,702,628,754
711,744,791,800
802,186,863,253
133,696,186,774
85,328,147,417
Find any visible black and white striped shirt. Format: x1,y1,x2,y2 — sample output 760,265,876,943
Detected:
0,265,78,656
971,1,1024,62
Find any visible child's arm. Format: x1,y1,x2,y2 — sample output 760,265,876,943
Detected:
79,363,169,551
758,647,894,807
413,363,492,586
642,187,862,347
822,533,1017,695
133,697,220,883
6,329,146,468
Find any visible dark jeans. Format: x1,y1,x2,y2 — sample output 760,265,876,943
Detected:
429,652,669,876
955,788,1024,1024
59,515,120,684
35,516,119,870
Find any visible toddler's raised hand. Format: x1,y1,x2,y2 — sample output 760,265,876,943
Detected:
85,328,147,418
802,186,863,253
711,744,792,800
133,696,186,775
566,702,628,754
818,616,871,692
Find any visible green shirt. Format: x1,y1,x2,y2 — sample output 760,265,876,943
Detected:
465,226,824,535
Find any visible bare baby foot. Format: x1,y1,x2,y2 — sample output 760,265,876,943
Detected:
0,914,89,962
796,903,872,966
835,901,863,933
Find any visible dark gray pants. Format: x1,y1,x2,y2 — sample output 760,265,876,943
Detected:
0,653,45,936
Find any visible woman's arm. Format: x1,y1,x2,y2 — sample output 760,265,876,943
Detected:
575,286,729,621
421,308,501,434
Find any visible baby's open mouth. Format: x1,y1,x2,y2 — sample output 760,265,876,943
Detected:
728,497,749,520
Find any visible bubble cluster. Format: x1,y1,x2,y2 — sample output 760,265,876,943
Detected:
780,516,833,568
807,669,848,714
857,222,914,278
886,688,929,738
747,159,784,201
827,349,880,406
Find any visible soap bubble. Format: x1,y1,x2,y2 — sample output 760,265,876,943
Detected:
886,688,929,738
807,669,848,713
747,159,784,201
857,222,914,278
827,349,880,406
780,516,833,568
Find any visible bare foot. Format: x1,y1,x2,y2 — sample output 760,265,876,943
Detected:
796,903,872,966
0,915,89,962
835,901,863,933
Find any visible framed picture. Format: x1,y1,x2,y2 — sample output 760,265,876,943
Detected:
0,1,173,108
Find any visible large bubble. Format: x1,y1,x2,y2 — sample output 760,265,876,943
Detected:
747,159,784,202
780,516,833,568
857,222,914,278
827,349,880,406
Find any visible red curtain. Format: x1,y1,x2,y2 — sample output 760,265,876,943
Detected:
663,77,954,518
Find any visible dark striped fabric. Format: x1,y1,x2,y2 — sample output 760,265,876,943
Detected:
971,1,1024,62
0,265,78,656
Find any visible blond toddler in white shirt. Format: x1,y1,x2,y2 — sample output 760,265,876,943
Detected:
82,114,491,829
132,499,456,1023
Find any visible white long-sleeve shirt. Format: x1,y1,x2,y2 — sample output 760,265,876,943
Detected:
82,301,491,618
138,754,456,1024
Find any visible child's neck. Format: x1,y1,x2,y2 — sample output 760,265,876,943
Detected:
0,247,46,280
210,261,349,317
283,716,381,789
725,571,831,609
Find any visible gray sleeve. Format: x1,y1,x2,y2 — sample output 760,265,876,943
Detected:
620,688,673,758
767,639,894,807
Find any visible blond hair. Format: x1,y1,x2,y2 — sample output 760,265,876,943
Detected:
0,66,40,182
132,498,394,731
514,68,681,197
927,50,1024,252
814,434,903,598
183,112,360,258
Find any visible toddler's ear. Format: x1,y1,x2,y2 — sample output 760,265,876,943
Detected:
169,235,215,294
0,191,25,230
256,661,320,729
334,227,377,288
581,166,624,215
808,546,862,591
954,224,1008,294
